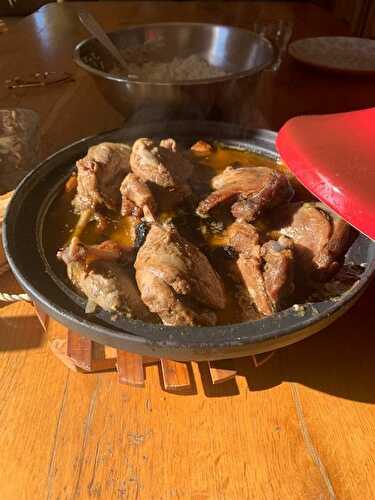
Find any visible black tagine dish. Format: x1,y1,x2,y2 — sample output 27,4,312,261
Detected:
4,121,375,361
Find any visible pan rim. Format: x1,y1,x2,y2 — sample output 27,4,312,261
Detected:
4,121,375,357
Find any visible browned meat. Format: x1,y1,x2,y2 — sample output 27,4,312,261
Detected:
325,209,354,272
261,236,295,308
191,140,213,153
68,260,151,318
72,143,130,213
136,269,217,326
65,174,77,193
120,173,156,221
237,245,273,315
196,166,293,222
159,138,177,152
57,239,150,318
58,238,131,266
130,138,193,195
228,220,259,254
229,222,295,315
134,224,226,326
273,202,355,281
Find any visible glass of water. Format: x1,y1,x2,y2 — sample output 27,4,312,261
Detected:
0,108,40,194
251,20,294,71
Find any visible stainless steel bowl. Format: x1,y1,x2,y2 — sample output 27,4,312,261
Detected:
73,23,273,123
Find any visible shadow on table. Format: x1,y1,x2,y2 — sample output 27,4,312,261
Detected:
0,315,43,351
199,361,240,398
0,275,372,401
229,282,375,403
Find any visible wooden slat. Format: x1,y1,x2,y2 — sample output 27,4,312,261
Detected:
91,342,117,372
50,335,116,373
67,330,93,371
104,345,117,359
49,338,79,372
143,355,159,365
252,351,275,368
160,359,191,391
0,191,14,276
33,303,49,332
0,187,15,277
116,350,144,386
208,361,237,384
0,191,13,220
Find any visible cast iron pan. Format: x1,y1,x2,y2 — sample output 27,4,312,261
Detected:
4,121,375,361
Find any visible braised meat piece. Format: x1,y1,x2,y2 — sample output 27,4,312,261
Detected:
136,270,217,326
191,140,213,154
57,240,150,319
236,245,273,316
159,138,177,152
120,173,156,221
325,207,355,270
227,220,259,254
196,166,293,222
261,236,295,308
134,224,226,326
130,138,193,205
72,142,130,213
272,202,355,281
58,238,132,265
70,261,151,318
229,222,295,315
130,139,193,188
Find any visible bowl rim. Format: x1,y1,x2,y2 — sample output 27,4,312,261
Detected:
73,21,274,86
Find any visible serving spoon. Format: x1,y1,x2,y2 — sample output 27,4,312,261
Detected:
276,107,375,240
78,10,128,71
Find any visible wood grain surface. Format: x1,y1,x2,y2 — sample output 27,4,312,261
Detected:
0,3,375,499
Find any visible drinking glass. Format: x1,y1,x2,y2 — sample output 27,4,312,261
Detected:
0,108,40,194
251,20,294,71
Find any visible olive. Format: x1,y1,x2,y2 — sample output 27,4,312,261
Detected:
210,245,238,261
134,221,150,248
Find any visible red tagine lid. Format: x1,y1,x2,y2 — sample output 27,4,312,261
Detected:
276,107,375,240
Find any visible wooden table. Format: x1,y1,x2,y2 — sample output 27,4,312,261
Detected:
1,3,375,499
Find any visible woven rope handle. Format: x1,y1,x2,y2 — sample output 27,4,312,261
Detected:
0,292,31,302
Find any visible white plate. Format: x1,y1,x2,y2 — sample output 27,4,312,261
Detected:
288,36,375,74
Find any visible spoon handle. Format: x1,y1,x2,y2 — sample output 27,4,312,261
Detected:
78,11,127,70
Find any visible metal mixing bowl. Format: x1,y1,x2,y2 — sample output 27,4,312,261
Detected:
73,23,273,122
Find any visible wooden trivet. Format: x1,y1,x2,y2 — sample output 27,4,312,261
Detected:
35,302,275,391
0,191,13,276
